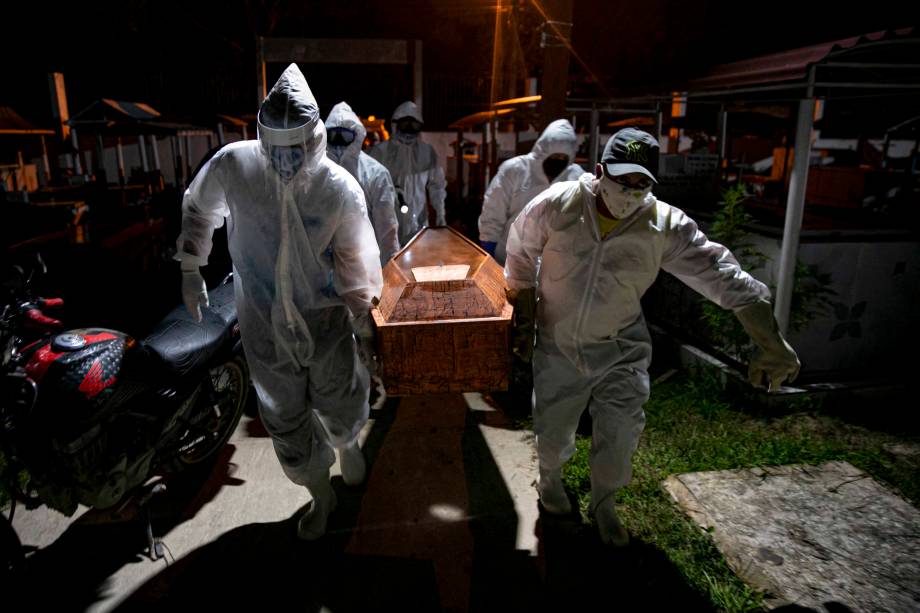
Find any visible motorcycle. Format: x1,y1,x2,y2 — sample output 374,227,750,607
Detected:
0,254,249,570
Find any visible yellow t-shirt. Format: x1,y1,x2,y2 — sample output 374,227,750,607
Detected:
596,208,621,239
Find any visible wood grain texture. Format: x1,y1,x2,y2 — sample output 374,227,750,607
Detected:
374,227,513,395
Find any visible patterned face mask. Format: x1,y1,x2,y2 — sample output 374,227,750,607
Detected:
270,145,306,181
598,176,652,219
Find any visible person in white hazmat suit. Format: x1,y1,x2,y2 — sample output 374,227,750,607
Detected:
369,101,447,246
326,101,400,265
504,128,800,546
478,119,586,264
176,64,383,541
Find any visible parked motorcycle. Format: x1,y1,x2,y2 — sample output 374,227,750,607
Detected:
0,254,249,570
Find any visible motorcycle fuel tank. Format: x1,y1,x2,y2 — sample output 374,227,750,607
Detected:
23,328,136,424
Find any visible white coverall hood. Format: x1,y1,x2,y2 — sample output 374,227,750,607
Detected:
326,102,401,264
325,101,367,172
530,119,578,163
177,66,383,487
257,63,327,174
368,100,447,246
477,118,586,264
391,100,424,129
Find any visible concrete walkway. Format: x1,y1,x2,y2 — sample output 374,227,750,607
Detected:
6,393,715,612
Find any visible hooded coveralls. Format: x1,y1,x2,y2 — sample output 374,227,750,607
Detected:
176,64,383,485
368,101,447,246
478,119,587,264
326,101,400,265
505,174,770,513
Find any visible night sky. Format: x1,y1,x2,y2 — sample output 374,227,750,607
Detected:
2,1,916,130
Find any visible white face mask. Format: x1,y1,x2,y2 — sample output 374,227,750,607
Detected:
598,176,653,219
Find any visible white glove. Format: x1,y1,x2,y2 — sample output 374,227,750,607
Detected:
735,299,801,392
180,262,209,322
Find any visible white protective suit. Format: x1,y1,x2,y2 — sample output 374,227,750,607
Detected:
369,101,447,246
176,64,383,490
505,174,771,518
326,102,400,265
478,119,586,264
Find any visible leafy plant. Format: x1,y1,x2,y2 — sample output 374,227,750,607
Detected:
701,183,835,361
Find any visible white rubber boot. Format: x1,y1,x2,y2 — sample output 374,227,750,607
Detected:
595,499,629,547
338,440,367,487
537,467,572,515
297,470,337,541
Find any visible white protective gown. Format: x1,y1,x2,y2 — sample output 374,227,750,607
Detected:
326,101,400,265
368,101,447,246
176,64,383,484
478,119,587,264
505,174,770,512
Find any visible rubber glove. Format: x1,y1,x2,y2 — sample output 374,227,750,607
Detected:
505,286,537,363
180,260,209,322
479,241,497,257
352,310,378,377
734,299,801,392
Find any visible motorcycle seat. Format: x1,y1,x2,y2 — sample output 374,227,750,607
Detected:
142,283,237,376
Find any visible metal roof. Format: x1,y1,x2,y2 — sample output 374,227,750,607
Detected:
0,107,54,136
686,28,919,98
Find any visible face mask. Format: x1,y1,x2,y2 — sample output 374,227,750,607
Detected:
327,144,348,163
270,145,306,181
542,155,569,182
396,131,419,145
599,176,652,219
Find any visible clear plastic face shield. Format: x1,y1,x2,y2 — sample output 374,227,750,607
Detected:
257,109,325,193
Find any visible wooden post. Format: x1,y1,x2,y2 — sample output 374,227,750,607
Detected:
538,0,573,131
256,36,267,108
588,103,599,168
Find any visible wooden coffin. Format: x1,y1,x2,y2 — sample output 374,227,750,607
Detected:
372,227,513,396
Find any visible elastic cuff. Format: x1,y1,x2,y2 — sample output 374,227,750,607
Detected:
177,252,207,269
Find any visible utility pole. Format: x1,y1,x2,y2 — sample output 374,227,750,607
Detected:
538,0,573,131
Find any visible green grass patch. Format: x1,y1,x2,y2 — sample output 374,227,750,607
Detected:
561,368,919,612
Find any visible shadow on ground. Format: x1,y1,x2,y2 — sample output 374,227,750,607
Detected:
5,394,716,612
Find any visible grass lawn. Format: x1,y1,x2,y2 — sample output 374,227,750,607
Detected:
559,368,920,613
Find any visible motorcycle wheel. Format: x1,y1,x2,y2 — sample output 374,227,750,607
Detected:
167,355,249,469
